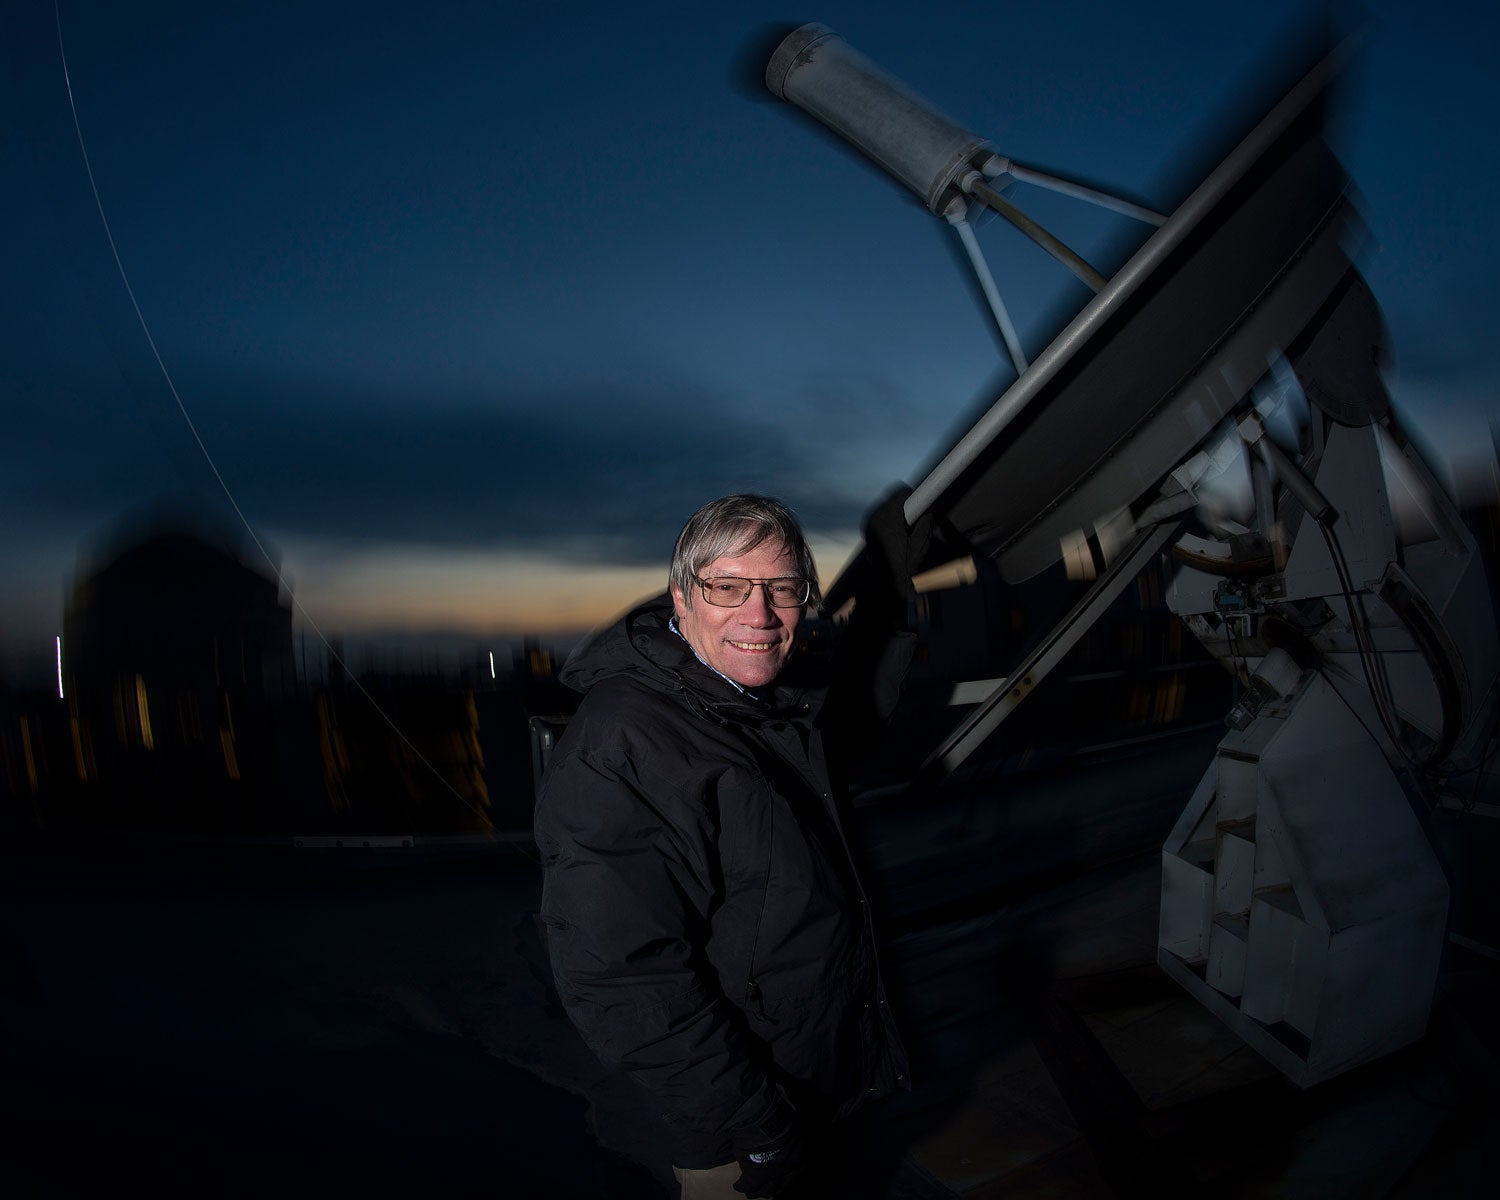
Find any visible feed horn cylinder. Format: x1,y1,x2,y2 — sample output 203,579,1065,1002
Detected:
765,23,994,217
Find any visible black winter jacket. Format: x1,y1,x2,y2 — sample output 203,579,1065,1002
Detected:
535,596,909,1167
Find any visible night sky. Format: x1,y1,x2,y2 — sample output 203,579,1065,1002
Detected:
4,0,1498,682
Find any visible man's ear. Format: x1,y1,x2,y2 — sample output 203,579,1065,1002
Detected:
670,584,689,619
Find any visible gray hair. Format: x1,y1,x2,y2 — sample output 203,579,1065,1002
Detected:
670,494,821,610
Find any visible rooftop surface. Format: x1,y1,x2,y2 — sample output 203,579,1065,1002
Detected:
3,745,1495,1197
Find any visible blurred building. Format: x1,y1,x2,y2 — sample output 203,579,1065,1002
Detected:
67,530,295,698
0,525,585,837
53,527,314,829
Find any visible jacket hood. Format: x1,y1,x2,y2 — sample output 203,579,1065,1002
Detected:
559,594,692,694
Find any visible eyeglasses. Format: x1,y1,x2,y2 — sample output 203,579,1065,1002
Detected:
693,576,811,608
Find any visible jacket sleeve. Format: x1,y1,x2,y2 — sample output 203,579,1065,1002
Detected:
535,743,793,1161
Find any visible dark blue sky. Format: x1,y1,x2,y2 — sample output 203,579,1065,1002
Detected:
4,0,1498,679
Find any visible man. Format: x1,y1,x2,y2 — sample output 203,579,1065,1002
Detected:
535,493,922,1198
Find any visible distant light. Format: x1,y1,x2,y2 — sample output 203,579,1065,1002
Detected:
488,650,496,680
56,635,64,700
136,674,154,751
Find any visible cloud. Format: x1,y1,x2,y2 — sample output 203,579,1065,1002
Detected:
6,367,893,572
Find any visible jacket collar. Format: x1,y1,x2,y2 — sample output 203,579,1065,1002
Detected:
562,595,825,724
666,614,773,705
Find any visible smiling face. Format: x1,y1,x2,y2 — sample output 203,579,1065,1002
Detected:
670,538,804,689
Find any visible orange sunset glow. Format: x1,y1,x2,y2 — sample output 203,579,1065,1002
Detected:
278,537,863,639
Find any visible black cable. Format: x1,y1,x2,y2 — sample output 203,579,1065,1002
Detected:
1314,517,1415,767
1225,612,1247,698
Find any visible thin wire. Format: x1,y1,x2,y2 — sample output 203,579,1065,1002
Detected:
1431,727,1500,814
1315,518,1416,768
55,8,249,562
1225,613,1246,695
1312,517,1447,817
53,3,499,832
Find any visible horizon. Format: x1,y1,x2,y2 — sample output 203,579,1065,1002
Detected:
2,525,866,689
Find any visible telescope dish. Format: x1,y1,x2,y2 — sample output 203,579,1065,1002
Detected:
901,47,1356,582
